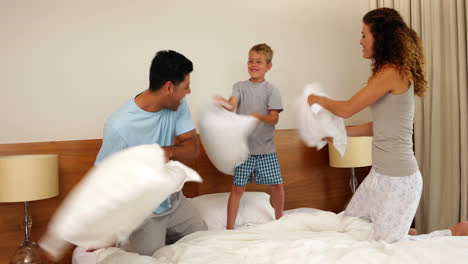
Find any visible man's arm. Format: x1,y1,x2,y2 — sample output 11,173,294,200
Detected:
95,125,127,166
163,129,200,162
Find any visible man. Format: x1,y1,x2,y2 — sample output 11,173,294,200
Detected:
95,50,207,256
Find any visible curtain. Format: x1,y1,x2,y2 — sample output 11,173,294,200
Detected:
368,0,468,233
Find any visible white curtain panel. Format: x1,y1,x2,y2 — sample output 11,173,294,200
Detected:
368,0,468,233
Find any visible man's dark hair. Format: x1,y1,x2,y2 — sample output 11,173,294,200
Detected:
149,50,193,91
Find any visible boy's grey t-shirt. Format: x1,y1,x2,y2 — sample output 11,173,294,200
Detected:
232,80,283,155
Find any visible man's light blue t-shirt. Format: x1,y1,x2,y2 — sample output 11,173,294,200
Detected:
95,96,195,214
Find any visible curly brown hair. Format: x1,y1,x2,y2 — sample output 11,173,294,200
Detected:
363,8,427,97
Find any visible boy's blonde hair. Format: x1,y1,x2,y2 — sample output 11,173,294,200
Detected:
249,43,274,64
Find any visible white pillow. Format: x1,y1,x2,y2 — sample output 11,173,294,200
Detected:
283,207,322,216
40,144,202,261
295,83,347,156
189,192,275,230
198,99,258,175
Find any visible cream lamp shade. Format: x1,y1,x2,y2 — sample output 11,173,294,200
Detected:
329,136,373,168
0,154,59,202
0,154,59,264
329,136,372,194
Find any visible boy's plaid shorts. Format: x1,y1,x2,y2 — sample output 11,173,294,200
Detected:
233,152,282,187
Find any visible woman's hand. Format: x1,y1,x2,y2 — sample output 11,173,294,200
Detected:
307,94,322,106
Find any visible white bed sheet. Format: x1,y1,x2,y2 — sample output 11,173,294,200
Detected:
92,211,468,264
72,207,301,264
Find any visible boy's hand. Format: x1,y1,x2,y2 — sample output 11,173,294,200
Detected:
250,113,263,123
251,110,280,125
214,95,233,111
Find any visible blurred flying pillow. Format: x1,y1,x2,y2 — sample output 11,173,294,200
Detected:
40,144,202,261
198,98,257,175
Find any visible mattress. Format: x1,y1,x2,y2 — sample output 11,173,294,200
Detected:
74,210,468,264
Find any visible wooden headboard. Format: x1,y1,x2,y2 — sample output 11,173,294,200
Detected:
0,129,370,263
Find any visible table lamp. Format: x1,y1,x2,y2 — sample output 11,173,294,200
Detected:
328,136,372,193
0,154,59,264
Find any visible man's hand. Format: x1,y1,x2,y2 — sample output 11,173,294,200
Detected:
40,247,59,262
163,147,173,162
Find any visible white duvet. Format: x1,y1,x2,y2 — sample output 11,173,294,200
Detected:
96,211,468,264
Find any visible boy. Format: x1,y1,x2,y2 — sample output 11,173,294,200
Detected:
217,43,284,229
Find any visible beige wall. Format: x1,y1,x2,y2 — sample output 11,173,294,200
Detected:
0,0,371,144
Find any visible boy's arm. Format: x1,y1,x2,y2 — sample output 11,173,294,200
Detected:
227,96,238,112
251,110,280,125
215,95,238,112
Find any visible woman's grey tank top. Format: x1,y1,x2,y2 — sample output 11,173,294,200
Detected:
370,85,419,176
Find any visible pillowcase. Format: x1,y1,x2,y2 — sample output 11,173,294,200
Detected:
39,144,202,261
295,83,347,156
189,192,275,230
198,98,258,175
283,207,322,216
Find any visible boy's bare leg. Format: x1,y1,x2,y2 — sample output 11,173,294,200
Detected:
450,221,468,236
227,185,246,229
270,183,284,219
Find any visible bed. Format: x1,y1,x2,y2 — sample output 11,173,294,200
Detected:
1,130,466,263
72,129,467,263
73,192,468,264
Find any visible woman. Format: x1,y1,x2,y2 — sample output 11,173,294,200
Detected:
308,8,427,243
